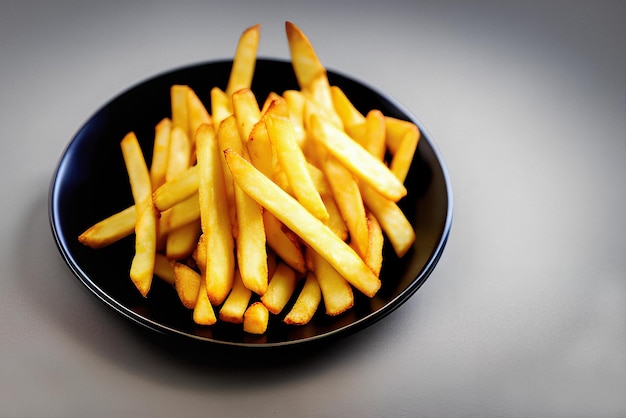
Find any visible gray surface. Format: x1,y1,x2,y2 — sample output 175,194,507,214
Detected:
1,1,625,417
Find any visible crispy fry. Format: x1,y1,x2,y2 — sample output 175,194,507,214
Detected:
243,301,269,334
196,124,235,305
159,192,200,234
321,155,368,258
193,277,217,326
361,184,415,257
265,112,329,222
173,261,201,309
219,270,252,324
311,114,407,202
187,88,212,160
284,271,321,325
285,21,326,90
386,117,420,182
262,211,306,274
165,126,199,260
78,205,136,249
224,149,381,297
171,85,191,137
149,118,172,190
364,211,384,277
152,165,199,212
219,116,268,295
225,24,261,98
260,262,298,315
120,132,157,297
311,250,354,316
330,85,365,129
232,88,261,142
210,87,232,132
153,253,176,286
282,89,307,146
361,109,387,162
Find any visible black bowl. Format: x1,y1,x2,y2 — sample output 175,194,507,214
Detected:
49,58,453,348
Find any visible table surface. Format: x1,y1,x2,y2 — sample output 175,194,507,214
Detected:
2,1,625,417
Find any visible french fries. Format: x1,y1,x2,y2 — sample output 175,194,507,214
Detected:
78,22,419,335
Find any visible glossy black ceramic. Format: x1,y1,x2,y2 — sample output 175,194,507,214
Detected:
49,59,453,348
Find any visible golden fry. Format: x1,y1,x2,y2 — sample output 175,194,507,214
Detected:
265,112,329,222
193,277,217,326
321,155,369,258
173,261,201,309
284,272,321,325
361,184,415,257
120,132,157,297
78,205,136,249
260,262,298,315
225,24,261,98
311,250,354,316
196,123,235,305
149,118,171,190
152,165,199,212
243,302,269,335
311,114,407,202
219,270,252,324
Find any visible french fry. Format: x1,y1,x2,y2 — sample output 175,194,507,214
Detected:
386,117,420,182
285,21,326,90
187,88,212,160
311,114,407,202
232,88,261,142
78,205,136,249
361,109,387,162
246,115,276,179
219,270,252,324
210,87,232,132
321,193,348,241
165,126,199,260
225,24,261,98
284,272,321,325
262,211,306,274
171,85,191,137
218,116,268,295
330,85,365,129
265,112,329,222
152,165,199,212
149,118,172,190
243,301,269,334
311,250,354,316
364,211,384,277
195,123,235,305
224,149,381,298
260,262,298,315
193,276,217,326
282,89,307,146
173,261,201,309
120,132,157,297
361,184,415,257
153,253,176,286
215,115,241,233
159,192,200,235
321,155,369,258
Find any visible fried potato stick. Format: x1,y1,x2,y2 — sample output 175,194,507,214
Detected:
120,132,157,297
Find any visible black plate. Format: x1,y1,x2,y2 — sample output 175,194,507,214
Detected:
49,59,453,348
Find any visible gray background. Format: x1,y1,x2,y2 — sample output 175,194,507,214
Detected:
1,1,624,417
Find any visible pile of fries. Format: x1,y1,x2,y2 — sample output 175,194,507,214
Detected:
78,22,420,335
